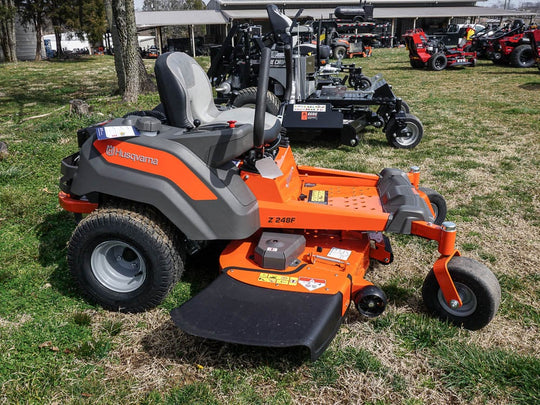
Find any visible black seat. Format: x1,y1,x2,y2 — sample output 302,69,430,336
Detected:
155,52,281,143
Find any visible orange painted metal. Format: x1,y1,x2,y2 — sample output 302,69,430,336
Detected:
432,250,462,307
58,191,98,213
220,230,374,316
410,221,456,256
93,139,217,201
242,146,390,231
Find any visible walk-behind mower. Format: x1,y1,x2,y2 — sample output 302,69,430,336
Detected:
209,5,423,149
59,40,501,360
403,28,477,71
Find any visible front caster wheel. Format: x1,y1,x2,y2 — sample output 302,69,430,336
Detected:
385,113,423,149
422,257,501,330
419,186,447,225
68,205,185,312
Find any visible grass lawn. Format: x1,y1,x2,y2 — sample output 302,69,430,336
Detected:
0,50,539,404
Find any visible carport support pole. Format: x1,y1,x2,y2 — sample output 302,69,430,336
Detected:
190,25,196,57
413,17,417,30
156,26,162,54
391,18,396,47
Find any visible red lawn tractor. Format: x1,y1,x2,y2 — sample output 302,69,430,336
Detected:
524,28,540,71
403,29,476,71
485,20,535,68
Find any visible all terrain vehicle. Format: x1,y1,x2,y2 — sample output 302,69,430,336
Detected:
59,38,501,360
403,28,477,70
209,5,424,149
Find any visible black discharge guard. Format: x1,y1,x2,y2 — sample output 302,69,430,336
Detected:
170,273,344,360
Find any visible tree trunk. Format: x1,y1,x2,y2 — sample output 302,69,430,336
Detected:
0,0,17,62
110,0,156,102
53,26,62,57
105,0,125,93
34,18,42,61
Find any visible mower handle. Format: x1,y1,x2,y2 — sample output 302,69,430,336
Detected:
283,44,293,103
254,46,271,149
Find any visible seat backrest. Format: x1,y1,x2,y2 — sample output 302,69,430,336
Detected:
155,52,219,128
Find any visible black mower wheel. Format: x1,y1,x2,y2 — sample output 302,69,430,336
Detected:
349,76,372,90
429,53,448,71
419,186,447,225
333,45,347,59
510,44,535,68
68,205,185,313
422,256,501,330
232,87,281,115
400,100,410,114
385,113,423,149
410,59,425,69
428,53,448,71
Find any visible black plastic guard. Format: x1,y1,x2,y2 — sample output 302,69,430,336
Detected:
170,273,345,360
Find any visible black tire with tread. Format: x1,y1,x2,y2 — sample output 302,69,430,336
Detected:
333,45,347,59
429,53,448,71
419,186,447,225
385,113,423,149
422,256,501,330
232,87,281,115
68,204,185,313
509,44,535,68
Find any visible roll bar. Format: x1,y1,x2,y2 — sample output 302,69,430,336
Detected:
254,47,271,149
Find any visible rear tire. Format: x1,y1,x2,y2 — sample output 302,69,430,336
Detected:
422,257,501,330
68,205,185,312
419,187,447,225
429,53,448,71
232,87,281,115
385,113,423,149
509,44,535,68
410,59,425,69
333,45,347,59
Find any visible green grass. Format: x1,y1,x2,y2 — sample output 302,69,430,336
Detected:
0,51,539,404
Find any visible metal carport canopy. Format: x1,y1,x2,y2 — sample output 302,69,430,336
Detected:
135,10,228,29
220,7,535,21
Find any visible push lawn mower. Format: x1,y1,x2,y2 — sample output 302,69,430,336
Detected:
59,38,501,360
403,28,477,71
209,5,423,149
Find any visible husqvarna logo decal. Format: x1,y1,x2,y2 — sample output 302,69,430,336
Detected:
105,144,158,166
93,139,217,201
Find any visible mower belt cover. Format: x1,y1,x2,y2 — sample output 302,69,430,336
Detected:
170,272,344,360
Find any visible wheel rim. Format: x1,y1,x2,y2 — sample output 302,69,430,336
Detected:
435,56,445,69
91,240,147,293
393,120,421,147
437,282,477,317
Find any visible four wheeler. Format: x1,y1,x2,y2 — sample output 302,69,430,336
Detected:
59,38,501,360
525,27,540,71
484,19,535,68
209,5,423,149
403,28,477,71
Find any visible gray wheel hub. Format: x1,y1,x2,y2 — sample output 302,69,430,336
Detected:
437,282,477,316
91,240,147,293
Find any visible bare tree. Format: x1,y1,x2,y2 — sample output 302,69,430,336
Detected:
108,0,155,102
0,0,17,62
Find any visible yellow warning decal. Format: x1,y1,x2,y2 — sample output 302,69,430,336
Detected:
258,273,298,286
308,190,328,204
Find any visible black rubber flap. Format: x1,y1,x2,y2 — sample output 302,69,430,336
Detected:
171,273,344,360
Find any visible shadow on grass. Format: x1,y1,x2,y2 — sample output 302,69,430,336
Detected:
519,82,540,91
36,211,79,297
141,317,309,371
